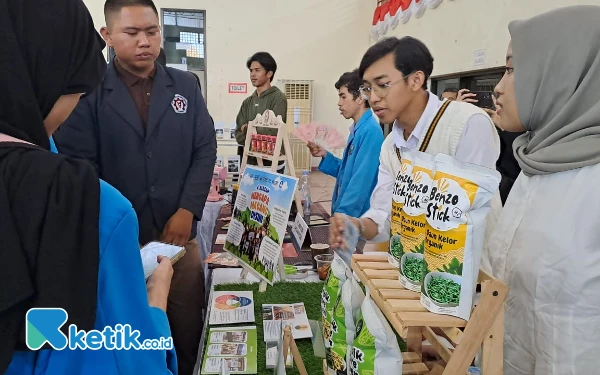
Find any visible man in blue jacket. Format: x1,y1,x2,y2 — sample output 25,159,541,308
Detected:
308,69,384,218
54,1,215,374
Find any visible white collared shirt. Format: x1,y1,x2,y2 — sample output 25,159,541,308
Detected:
362,92,499,243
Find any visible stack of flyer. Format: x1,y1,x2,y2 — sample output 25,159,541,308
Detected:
262,303,312,341
201,326,258,374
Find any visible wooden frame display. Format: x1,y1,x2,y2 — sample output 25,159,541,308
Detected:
240,109,303,217
342,253,507,375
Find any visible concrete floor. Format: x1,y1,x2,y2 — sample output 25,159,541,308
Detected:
308,171,336,215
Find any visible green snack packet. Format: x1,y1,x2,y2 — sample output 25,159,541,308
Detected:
321,254,347,347
326,266,364,375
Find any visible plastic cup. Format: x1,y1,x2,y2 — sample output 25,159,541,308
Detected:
310,243,330,269
315,254,334,281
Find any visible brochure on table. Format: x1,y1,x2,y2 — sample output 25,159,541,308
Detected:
289,213,308,253
228,155,240,174
215,122,225,140
201,326,258,374
209,291,255,325
224,166,299,285
262,303,312,341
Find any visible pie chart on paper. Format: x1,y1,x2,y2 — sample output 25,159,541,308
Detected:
215,294,253,310
209,291,255,325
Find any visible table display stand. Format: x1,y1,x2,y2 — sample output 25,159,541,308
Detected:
349,254,508,375
238,252,287,293
238,109,302,292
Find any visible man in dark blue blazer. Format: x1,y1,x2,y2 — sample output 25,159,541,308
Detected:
54,1,216,373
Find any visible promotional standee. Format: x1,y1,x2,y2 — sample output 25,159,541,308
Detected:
223,166,298,291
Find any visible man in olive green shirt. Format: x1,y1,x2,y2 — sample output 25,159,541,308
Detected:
235,52,287,170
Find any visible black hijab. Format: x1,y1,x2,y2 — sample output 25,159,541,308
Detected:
0,0,107,371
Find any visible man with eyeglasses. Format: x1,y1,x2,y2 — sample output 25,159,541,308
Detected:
329,37,501,258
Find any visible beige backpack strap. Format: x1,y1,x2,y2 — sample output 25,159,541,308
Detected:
394,99,452,161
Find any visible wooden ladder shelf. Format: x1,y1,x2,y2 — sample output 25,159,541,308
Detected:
240,109,304,217
351,253,508,375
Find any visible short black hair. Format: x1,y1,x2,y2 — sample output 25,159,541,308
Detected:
104,0,159,24
335,69,370,109
442,87,458,94
246,52,277,82
358,36,434,90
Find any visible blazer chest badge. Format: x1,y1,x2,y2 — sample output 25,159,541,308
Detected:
171,94,188,114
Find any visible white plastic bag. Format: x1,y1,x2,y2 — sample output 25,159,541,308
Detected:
349,288,403,375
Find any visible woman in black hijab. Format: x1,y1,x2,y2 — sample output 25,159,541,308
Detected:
0,1,176,374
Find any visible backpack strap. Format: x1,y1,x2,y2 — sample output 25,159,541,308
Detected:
419,99,452,152
394,99,452,162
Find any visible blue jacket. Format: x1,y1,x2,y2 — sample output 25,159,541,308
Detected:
318,110,383,217
7,137,177,374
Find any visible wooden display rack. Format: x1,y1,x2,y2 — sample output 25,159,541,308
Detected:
348,253,507,375
240,109,303,217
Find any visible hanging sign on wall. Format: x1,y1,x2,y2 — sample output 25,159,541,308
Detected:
229,83,248,94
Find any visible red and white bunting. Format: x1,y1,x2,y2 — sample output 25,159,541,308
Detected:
371,0,449,41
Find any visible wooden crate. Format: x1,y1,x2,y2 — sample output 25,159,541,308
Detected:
349,253,508,375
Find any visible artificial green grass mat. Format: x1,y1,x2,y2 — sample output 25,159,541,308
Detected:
208,281,407,374
212,282,325,375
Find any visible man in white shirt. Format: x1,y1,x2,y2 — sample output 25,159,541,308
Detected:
330,36,500,247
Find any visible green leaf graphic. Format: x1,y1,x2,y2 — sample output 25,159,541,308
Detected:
441,258,463,275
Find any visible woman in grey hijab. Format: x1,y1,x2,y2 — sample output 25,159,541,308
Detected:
485,5,600,374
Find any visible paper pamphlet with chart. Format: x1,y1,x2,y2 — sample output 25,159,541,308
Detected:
224,166,298,285
209,291,255,325
262,303,312,341
201,326,258,374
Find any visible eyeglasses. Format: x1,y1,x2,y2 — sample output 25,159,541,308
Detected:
359,73,413,100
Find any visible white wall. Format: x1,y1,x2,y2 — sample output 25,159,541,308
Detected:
371,0,600,77
83,0,373,138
